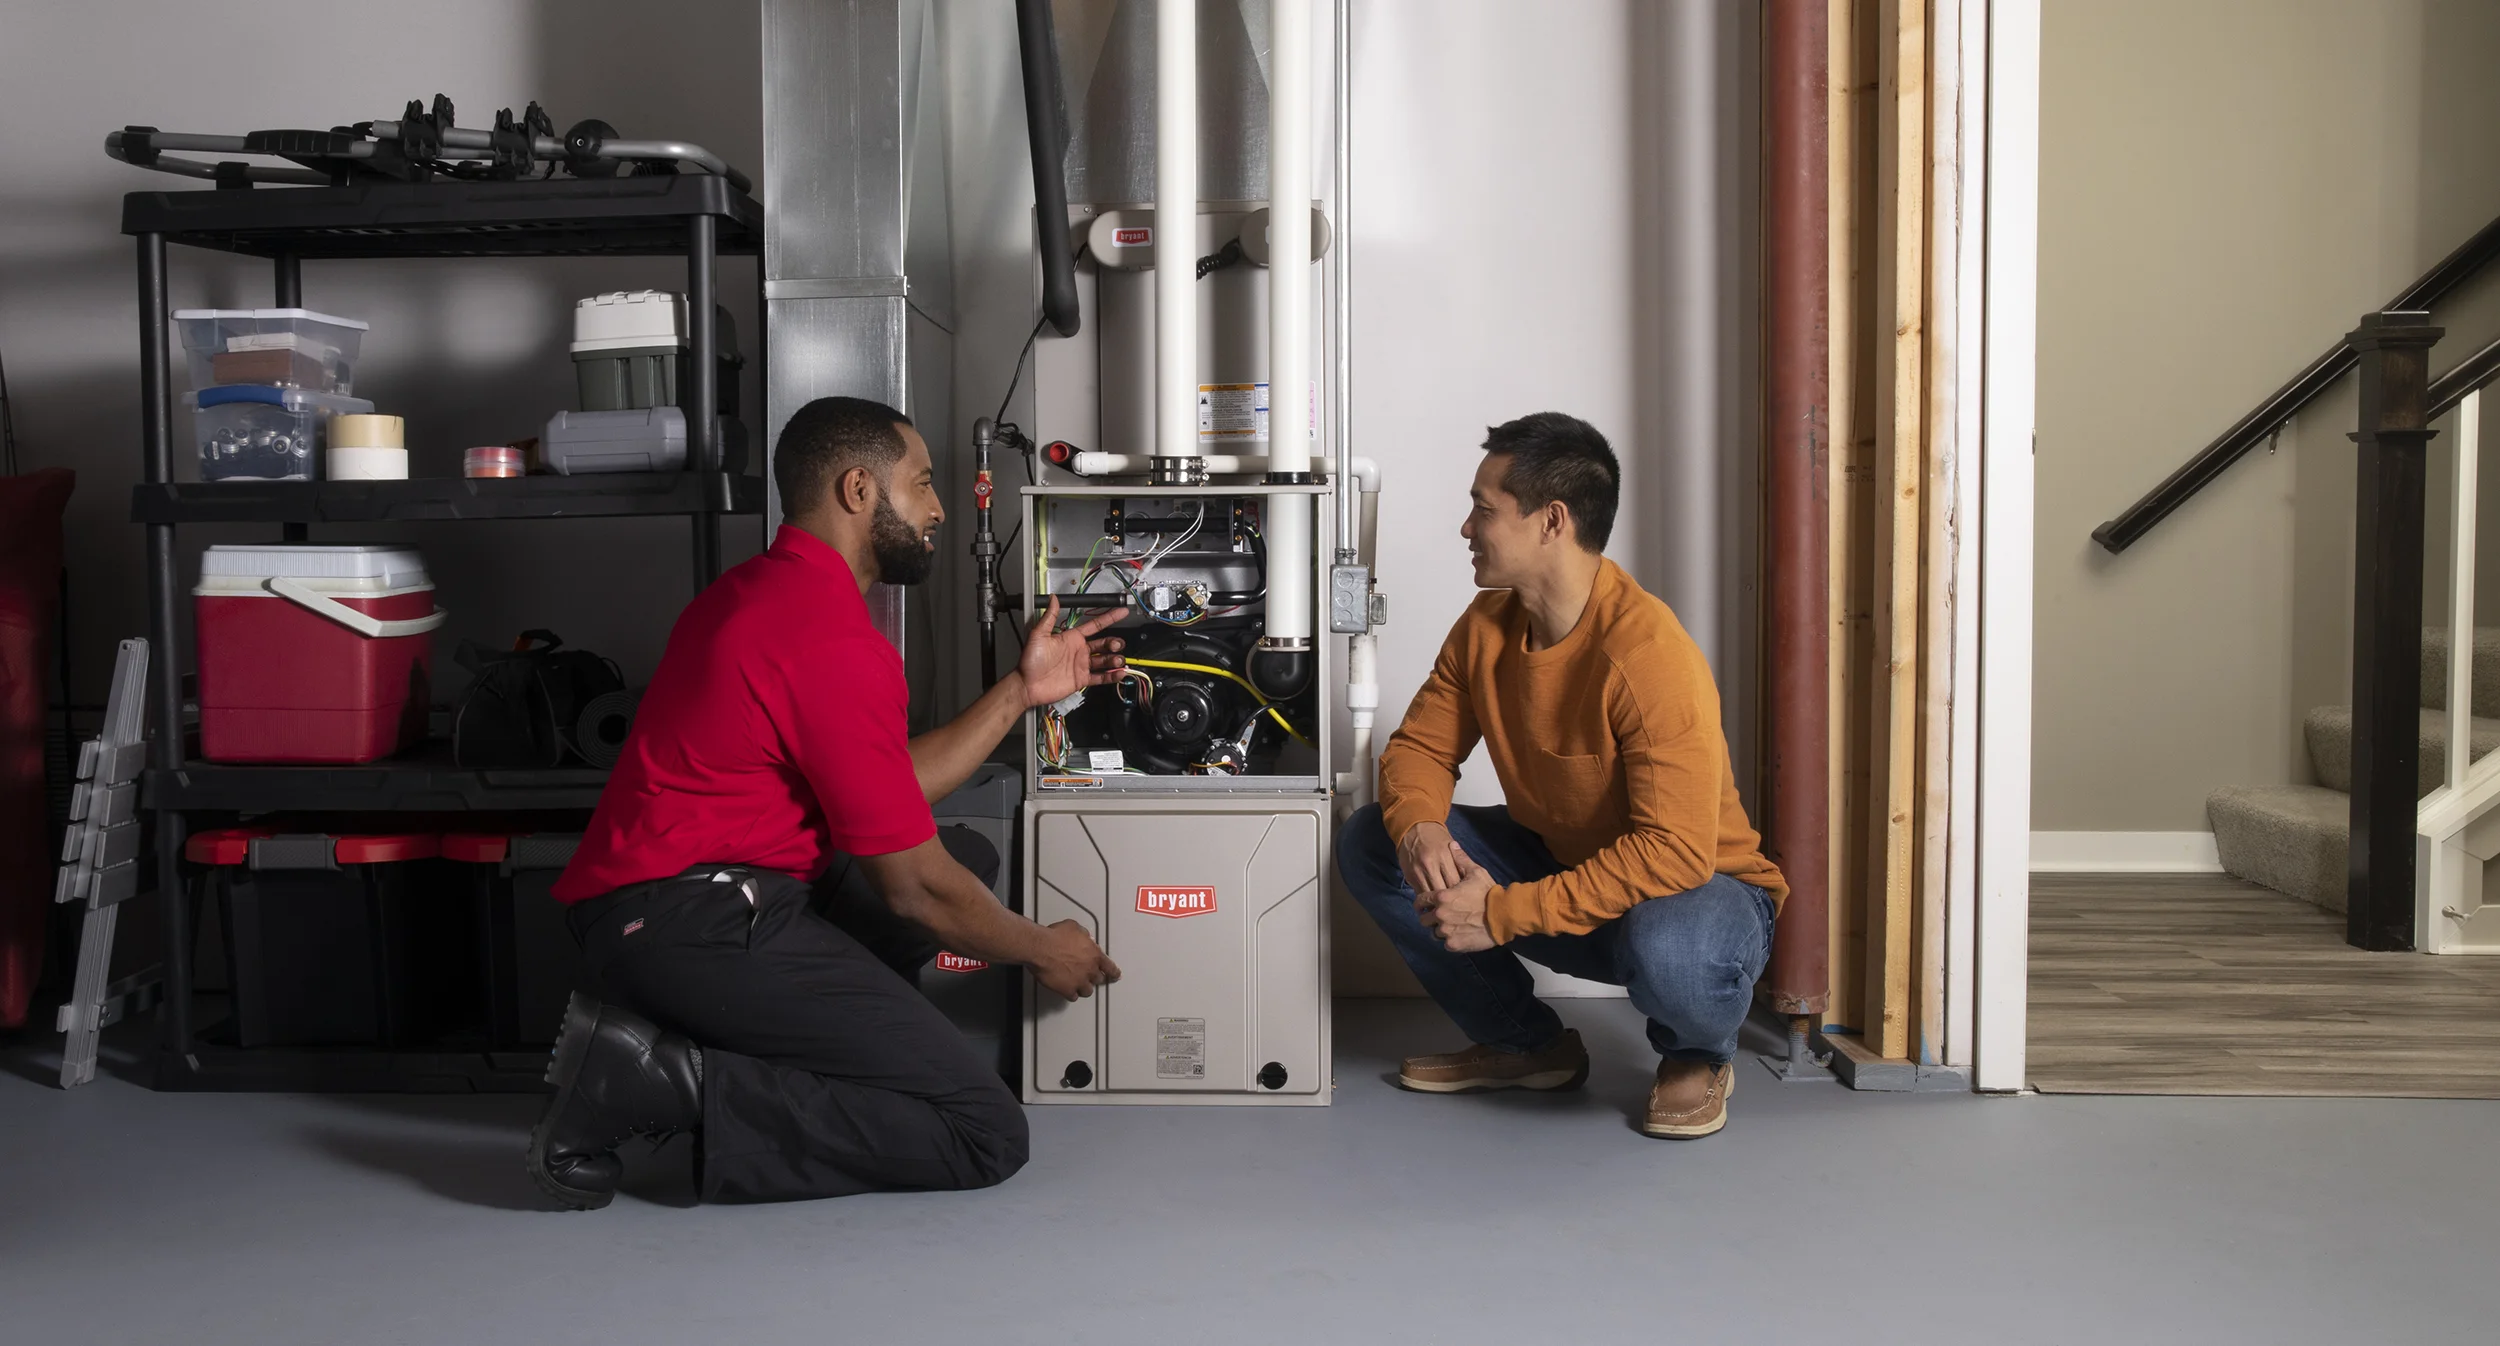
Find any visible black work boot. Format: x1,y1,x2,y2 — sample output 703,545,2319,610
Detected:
526,993,704,1210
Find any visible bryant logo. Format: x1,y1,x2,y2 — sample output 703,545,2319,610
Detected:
934,951,989,973
1136,885,1218,918
1112,226,1152,246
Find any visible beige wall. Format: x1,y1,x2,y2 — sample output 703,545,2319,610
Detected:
2035,0,2500,832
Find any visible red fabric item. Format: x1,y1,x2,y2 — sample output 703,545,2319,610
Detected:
554,526,934,903
0,467,74,1029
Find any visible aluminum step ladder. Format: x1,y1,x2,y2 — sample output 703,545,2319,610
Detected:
52,638,160,1089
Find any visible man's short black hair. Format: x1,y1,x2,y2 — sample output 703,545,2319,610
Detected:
1481,411,1620,551
773,396,916,516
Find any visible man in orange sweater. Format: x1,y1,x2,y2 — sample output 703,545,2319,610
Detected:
1338,412,1785,1138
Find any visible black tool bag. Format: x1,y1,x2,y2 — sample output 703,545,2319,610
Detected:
452,630,628,769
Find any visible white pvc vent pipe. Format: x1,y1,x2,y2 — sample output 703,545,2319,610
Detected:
1262,0,1316,645
1155,0,1198,465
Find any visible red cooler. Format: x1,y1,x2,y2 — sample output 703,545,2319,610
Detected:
194,545,446,763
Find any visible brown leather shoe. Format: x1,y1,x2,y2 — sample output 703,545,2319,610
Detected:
1398,1029,1590,1093
1641,1059,1733,1138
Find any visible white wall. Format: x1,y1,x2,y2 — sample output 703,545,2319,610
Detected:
1355,0,1758,812
0,0,769,702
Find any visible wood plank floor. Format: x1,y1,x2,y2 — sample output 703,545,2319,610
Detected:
2028,872,2500,1097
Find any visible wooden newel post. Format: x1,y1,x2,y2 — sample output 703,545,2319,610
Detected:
2346,310,2443,952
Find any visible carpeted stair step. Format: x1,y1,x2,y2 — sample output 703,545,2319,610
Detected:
2420,625,2500,718
2305,704,2500,798
2206,784,2349,913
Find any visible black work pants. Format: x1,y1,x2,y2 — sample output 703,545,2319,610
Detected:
564,843,1026,1204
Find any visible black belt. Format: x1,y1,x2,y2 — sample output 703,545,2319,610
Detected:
565,863,766,945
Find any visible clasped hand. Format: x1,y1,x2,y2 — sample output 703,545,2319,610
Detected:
1398,821,1496,953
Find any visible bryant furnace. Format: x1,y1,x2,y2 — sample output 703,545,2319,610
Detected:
1013,0,1377,1105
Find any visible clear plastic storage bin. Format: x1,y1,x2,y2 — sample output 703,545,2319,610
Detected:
175,308,368,394
187,385,374,481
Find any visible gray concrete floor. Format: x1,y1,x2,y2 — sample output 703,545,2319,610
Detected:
5,998,2496,1345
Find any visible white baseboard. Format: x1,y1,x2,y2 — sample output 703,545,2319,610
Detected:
2028,831,2223,874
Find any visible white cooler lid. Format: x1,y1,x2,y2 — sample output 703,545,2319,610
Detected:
196,544,431,593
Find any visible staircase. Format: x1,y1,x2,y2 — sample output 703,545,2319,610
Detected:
2208,626,2500,912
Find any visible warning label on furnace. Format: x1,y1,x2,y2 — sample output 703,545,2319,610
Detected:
1156,1017,1208,1079
1197,383,1268,442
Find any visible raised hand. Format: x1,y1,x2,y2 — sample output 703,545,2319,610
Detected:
1021,596,1128,708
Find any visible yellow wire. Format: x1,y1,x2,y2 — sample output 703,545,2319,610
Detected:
1262,705,1309,745
1124,657,1264,700
1122,658,1315,747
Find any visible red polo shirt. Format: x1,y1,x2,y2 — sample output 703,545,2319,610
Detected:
552,526,935,902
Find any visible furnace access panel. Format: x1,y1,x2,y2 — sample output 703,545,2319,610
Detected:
1024,797,1330,1104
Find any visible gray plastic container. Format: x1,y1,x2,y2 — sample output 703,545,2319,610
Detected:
542,406,686,475
540,407,748,475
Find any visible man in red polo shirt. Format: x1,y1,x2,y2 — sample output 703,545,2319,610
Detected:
526,395,1124,1209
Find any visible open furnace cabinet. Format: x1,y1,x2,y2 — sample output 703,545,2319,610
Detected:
1020,483,1334,1104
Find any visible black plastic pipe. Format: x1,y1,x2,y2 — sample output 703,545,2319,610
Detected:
1016,0,1081,338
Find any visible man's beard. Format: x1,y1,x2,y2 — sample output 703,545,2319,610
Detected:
870,488,936,585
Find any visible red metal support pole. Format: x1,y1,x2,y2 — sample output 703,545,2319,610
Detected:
1761,0,1830,1032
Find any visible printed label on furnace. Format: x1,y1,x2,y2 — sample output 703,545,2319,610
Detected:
1197,383,1267,442
1156,1017,1208,1079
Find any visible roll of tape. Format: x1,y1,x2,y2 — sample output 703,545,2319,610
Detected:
331,413,406,449
329,445,410,480
572,689,642,770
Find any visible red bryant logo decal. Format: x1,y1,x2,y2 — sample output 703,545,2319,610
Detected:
1136,885,1218,918
1113,226,1152,246
934,951,989,973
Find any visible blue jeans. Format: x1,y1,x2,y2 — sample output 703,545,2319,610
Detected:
1337,803,1776,1064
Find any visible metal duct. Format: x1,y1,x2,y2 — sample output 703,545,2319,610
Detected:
763,0,936,652
1060,0,1273,207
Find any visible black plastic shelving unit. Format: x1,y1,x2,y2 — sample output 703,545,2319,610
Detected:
132,470,763,524
127,173,764,1092
151,749,612,815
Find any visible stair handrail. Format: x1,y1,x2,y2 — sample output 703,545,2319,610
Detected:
2093,212,2500,554
2429,331,2500,418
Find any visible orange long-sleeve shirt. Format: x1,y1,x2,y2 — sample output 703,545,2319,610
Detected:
1377,558,1786,942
